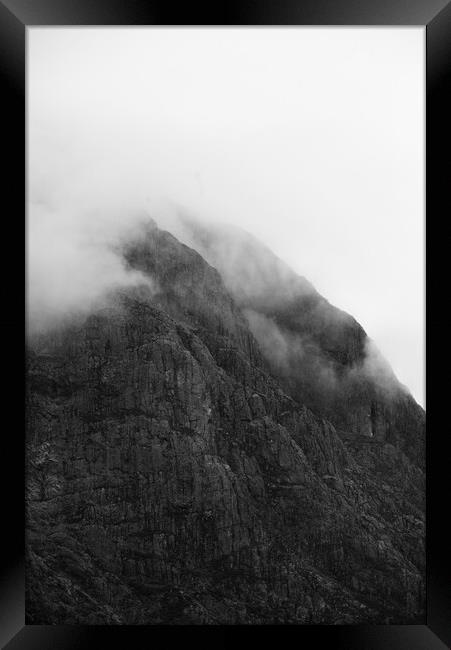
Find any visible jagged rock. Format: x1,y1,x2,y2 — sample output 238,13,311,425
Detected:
26,220,425,624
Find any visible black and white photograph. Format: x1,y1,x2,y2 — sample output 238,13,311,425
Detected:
25,26,426,626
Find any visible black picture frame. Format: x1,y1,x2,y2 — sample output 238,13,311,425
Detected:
1,1,449,647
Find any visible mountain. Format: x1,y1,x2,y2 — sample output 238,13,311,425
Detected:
167,216,424,462
26,218,425,624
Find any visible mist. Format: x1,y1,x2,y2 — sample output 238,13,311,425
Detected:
243,307,403,406
28,27,424,406
27,199,156,333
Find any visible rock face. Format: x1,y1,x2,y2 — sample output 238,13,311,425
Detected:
26,220,425,624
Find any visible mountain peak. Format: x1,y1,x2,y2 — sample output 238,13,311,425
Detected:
26,214,425,625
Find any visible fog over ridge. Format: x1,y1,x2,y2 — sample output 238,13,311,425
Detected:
28,27,424,405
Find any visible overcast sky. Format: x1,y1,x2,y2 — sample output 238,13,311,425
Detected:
28,27,425,407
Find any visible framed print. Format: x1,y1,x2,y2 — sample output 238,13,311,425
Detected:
0,1,450,648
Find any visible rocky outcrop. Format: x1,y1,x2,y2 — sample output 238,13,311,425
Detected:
172,217,425,466
26,220,425,624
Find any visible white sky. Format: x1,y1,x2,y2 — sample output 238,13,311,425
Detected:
28,27,425,407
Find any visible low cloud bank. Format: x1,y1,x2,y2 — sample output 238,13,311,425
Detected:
27,196,406,404
153,211,317,311
27,201,157,335
243,308,404,404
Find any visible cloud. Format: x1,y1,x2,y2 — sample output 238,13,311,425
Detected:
27,198,155,334
242,307,405,407
26,27,424,404
243,308,339,391
154,210,317,311
356,338,405,395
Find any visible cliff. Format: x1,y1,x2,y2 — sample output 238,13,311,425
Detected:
26,219,425,624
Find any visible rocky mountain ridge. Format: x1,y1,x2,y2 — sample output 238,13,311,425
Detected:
26,219,425,624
